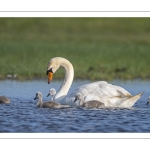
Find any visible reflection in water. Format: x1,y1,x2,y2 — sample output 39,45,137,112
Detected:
0,79,150,132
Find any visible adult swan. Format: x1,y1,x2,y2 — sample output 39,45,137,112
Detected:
46,57,143,108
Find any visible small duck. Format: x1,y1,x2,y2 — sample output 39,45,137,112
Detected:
74,93,105,108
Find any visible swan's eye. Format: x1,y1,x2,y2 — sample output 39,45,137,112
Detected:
46,68,53,75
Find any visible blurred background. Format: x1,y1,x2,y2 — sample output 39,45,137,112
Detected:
0,18,150,81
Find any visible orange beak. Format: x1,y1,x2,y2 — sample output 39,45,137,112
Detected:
48,72,53,84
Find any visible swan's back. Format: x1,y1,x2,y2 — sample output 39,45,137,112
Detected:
68,81,131,99
0,96,10,104
61,81,132,106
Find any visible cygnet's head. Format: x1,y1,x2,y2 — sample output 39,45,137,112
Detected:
47,88,56,97
146,96,150,105
34,92,42,100
74,93,83,102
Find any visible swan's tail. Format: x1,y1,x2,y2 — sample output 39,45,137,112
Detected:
120,91,144,108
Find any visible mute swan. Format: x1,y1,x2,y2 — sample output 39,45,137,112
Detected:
47,88,56,101
74,93,105,108
46,57,143,108
34,92,61,108
0,96,10,104
146,96,150,105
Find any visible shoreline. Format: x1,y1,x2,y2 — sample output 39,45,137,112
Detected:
1,76,150,82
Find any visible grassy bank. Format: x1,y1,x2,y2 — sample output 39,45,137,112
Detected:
0,18,150,81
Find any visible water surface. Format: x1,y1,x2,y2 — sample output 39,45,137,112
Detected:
0,79,150,132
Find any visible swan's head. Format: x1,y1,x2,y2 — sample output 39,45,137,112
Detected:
146,96,150,106
34,92,42,100
47,88,56,97
46,57,60,84
74,93,83,102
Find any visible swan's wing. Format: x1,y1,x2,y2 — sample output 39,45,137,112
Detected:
57,81,106,105
68,81,131,98
56,81,132,105
68,81,108,96
58,81,132,106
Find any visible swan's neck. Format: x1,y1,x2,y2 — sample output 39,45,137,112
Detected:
55,59,74,100
51,95,55,101
36,96,42,107
79,96,85,106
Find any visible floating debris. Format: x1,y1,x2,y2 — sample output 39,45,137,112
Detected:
7,74,13,78
7,73,18,79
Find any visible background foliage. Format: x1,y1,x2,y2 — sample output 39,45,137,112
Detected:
0,18,150,80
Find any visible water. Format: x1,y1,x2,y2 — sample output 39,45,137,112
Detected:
0,79,150,133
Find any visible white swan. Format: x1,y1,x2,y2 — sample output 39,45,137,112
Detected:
46,57,143,108
47,88,56,101
74,93,105,108
146,96,150,105
0,96,10,104
34,92,61,108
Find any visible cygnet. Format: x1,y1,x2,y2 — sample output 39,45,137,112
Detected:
0,96,10,104
74,93,105,108
34,92,61,108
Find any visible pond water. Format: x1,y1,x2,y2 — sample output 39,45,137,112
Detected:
0,79,150,133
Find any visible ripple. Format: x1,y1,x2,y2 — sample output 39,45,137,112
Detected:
1,79,150,132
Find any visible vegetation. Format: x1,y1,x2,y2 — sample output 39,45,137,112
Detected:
0,18,150,81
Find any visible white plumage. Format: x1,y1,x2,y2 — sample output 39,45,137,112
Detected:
46,57,143,108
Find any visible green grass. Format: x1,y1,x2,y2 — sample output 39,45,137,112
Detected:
0,18,150,81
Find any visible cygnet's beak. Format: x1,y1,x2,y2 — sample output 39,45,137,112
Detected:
74,98,78,103
34,97,37,100
47,93,50,97
146,101,149,106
